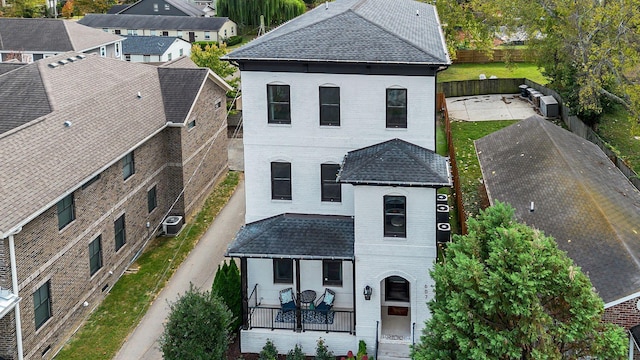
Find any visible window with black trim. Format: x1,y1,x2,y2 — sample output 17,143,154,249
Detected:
273,259,293,284
33,281,52,330
267,85,290,124
114,214,126,251
319,86,340,126
322,260,342,286
271,162,291,200
384,195,406,237
57,194,75,230
89,236,103,276
147,186,157,213
386,88,407,128
123,152,135,180
385,276,409,302
188,119,196,129
321,164,341,202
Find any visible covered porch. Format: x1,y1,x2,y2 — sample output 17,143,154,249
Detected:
227,213,357,351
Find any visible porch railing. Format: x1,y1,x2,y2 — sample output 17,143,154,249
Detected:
247,306,354,333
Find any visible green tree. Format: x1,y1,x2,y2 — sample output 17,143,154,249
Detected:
159,284,233,360
191,43,238,89
212,260,242,331
413,202,627,360
216,0,305,28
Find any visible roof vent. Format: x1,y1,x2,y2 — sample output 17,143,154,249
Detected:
58,59,68,65
137,91,142,99
325,1,328,9
64,121,72,127
76,54,86,60
416,9,419,16
67,57,77,62
48,62,59,68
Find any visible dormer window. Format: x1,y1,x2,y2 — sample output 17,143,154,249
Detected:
384,195,406,237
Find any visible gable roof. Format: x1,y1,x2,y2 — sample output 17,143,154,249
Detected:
158,67,209,123
225,0,449,65
338,138,451,187
0,18,122,52
122,36,187,55
0,53,228,238
227,214,355,259
107,4,130,13
78,14,230,32
118,0,205,16
475,116,640,304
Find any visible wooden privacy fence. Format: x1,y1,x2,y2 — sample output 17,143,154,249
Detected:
437,93,467,235
453,49,533,64
437,78,525,98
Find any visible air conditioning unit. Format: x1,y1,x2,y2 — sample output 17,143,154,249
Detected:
436,194,449,204
436,204,449,223
436,223,451,243
540,95,559,117
162,216,184,236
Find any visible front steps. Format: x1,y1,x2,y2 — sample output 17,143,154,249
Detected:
376,342,411,360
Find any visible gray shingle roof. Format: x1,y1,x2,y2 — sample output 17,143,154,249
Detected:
475,116,640,303
118,0,205,16
0,64,51,134
0,18,122,52
338,138,451,186
225,0,449,65
158,67,208,123
123,36,183,55
78,14,230,31
108,4,130,13
0,53,212,236
0,63,25,75
227,214,355,259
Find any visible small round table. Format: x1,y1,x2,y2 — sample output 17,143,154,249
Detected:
299,290,317,309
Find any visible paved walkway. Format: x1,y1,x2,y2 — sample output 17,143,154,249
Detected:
113,179,246,360
446,94,538,121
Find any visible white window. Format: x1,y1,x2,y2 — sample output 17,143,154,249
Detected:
179,48,184,56
153,3,158,11
100,46,106,57
102,28,108,32
127,29,138,36
177,30,183,38
167,53,172,61
150,29,157,36
204,31,210,40
164,4,170,10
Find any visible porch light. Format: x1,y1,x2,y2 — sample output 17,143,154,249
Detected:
363,285,372,300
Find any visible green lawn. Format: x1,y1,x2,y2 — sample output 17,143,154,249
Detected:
438,62,548,85
597,105,640,173
55,172,240,360
451,120,518,219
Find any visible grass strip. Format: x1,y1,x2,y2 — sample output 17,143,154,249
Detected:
55,171,240,360
451,120,517,219
438,62,548,85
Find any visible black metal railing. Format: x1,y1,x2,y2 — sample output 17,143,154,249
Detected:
375,320,379,360
248,284,259,307
247,306,354,333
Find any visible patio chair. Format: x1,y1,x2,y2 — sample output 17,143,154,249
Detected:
314,288,335,313
279,287,297,313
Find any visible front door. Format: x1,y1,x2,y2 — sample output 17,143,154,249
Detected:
189,32,195,42
380,276,411,342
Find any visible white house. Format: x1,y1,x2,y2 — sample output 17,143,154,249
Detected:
224,0,451,358
122,36,192,63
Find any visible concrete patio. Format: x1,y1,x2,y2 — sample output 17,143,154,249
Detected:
446,94,538,121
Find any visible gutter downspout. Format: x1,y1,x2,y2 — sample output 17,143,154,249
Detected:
8,227,24,360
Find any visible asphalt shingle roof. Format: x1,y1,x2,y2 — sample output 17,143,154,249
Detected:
338,138,451,186
120,0,205,16
0,53,211,236
78,14,230,31
0,18,122,52
225,0,449,65
227,214,355,259
0,64,51,134
158,67,208,123
475,116,640,303
123,36,182,55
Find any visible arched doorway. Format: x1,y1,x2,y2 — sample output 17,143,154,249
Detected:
380,275,411,342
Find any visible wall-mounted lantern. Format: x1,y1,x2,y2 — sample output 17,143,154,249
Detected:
364,285,372,300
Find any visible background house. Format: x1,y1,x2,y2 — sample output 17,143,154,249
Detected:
0,53,231,360
78,14,237,43
122,36,192,63
224,0,451,358
0,18,123,63
114,0,206,17
475,116,640,358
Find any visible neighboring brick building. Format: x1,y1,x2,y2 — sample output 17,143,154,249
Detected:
0,52,231,359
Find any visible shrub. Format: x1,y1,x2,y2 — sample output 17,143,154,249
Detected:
212,260,242,330
225,35,243,46
159,284,232,360
286,344,305,360
193,41,219,50
259,339,279,360
315,338,334,360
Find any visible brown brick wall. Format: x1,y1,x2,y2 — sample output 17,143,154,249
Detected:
603,296,640,359
0,77,228,360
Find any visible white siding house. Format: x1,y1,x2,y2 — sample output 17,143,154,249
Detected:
224,0,451,358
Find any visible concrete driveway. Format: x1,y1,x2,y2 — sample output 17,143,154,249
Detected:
113,179,245,360
446,94,538,121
